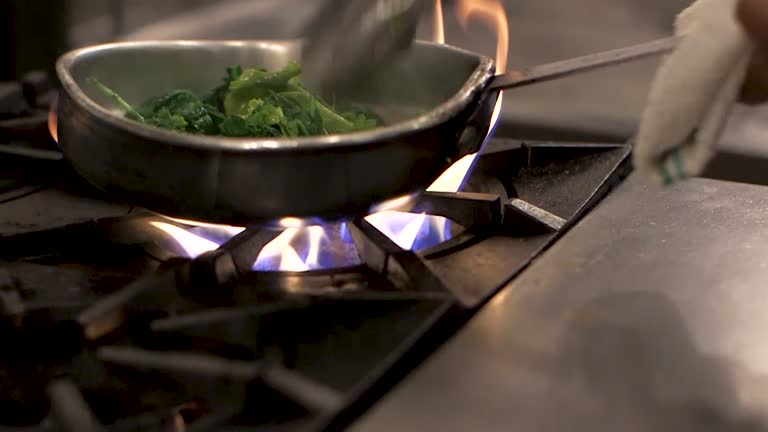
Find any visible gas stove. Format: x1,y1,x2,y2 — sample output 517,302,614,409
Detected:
0,71,630,431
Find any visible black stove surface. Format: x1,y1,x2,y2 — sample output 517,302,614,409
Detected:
0,73,631,431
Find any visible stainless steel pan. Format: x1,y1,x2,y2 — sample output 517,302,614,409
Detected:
57,40,498,226
55,37,676,226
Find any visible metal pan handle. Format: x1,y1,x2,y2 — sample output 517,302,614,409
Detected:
487,36,679,92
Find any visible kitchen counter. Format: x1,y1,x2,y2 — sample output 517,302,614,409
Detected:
352,172,768,432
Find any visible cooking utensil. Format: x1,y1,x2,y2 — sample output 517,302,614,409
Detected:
55,37,677,226
301,0,427,94
490,36,679,91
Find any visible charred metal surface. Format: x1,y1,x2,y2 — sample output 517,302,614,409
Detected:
472,141,631,220
416,191,503,228
150,301,307,334
504,197,566,235
261,366,345,414
47,378,104,432
423,141,631,307
1,70,61,165
76,268,180,341
0,213,177,260
0,82,27,116
98,346,262,406
179,250,238,300
350,218,448,295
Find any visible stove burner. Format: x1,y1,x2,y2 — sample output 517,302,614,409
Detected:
252,223,361,272
0,71,59,162
156,209,460,272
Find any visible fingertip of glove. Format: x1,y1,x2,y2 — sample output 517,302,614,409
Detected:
633,148,690,187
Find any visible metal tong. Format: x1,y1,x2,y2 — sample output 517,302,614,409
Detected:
300,0,679,95
301,0,427,94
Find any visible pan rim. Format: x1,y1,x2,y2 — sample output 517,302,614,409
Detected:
56,39,496,153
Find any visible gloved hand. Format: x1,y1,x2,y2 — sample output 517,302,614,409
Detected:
633,0,754,184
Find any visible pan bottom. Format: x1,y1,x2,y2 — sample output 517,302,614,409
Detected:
145,192,422,229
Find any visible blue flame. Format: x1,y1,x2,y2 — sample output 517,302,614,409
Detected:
158,212,455,273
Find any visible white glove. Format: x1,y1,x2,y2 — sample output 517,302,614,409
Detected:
633,0,754,184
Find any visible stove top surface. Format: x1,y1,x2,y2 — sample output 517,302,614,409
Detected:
352,172,768,432
0,71,631,431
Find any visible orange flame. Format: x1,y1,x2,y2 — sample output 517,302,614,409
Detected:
433,0,445,44
366,211,428,250
427,0,508,193
455,0,509,74
455,0,508,131
48,100,59,144
253,226,329,272
150,221,221,258
256,228,310,272
166,217,245,236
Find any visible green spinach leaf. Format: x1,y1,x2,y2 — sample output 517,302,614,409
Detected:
89,61,379,138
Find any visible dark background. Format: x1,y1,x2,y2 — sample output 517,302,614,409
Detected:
1,0,208,80
0,1,68,80
2,0,689,79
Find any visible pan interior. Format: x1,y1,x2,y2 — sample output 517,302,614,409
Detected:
66,40,486,129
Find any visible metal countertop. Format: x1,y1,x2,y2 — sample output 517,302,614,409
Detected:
352,172,768,432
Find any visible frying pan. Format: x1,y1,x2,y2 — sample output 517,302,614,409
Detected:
55,37,676,226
